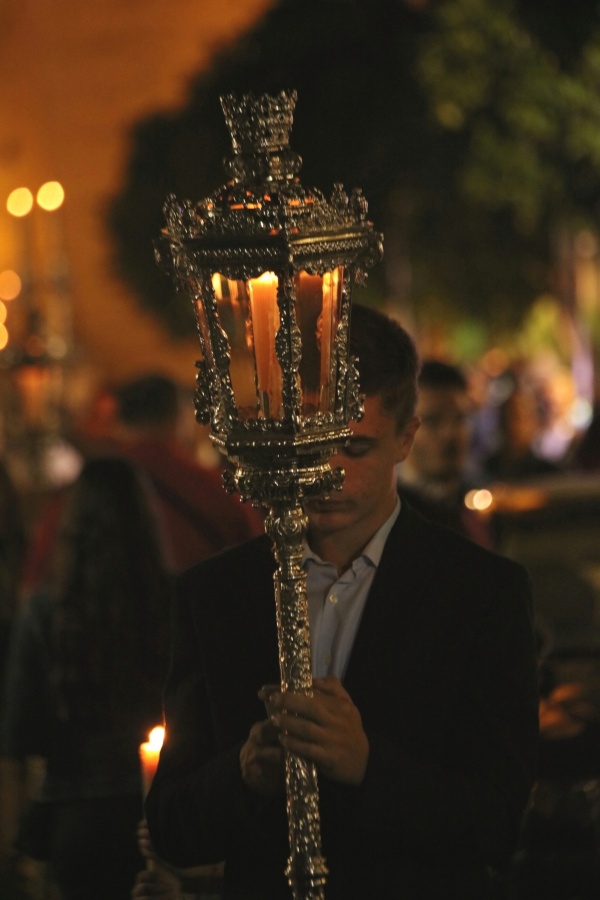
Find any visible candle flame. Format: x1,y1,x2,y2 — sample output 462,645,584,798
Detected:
253,271,278,287
147,726,165,750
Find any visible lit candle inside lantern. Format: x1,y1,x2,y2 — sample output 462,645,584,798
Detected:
139,725,165,797
319,269,341,410
249,272,282,416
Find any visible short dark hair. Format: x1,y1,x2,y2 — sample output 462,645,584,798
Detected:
418,359,467,392
115,374,179,427
349,304,419,431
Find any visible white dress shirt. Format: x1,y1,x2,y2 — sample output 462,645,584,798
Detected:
303,498,400,680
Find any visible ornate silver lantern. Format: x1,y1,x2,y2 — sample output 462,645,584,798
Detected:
156,89,382,900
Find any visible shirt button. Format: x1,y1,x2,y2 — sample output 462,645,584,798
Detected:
328,594,338,605
324,653,332,666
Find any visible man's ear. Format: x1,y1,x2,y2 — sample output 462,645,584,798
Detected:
396,415,420,463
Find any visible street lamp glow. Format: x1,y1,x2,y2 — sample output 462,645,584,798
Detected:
464,488,493,512
7,187,34,217
37,181,65,211
0,270,22,301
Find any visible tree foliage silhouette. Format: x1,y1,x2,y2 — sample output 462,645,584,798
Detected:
108,0,600,339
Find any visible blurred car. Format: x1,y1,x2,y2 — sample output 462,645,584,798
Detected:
484,471,600,656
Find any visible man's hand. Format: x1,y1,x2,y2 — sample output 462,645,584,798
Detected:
266,677,369,787
239,717,285,796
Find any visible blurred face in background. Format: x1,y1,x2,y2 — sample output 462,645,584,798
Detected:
501,387,540,454
405,385,471,486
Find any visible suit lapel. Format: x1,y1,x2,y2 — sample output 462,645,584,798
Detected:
343,503,438,708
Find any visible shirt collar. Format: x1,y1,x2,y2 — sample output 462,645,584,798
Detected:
302,495,401,569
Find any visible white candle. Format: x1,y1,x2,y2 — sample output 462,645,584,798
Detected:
319,269,340,410
249,272,281,416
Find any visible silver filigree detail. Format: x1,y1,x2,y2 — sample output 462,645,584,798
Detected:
266,503,328,899
193,359,211,425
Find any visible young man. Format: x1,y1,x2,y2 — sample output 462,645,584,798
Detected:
145,305,539,899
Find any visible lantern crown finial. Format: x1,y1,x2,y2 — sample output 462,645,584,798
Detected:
220,90,302,184
220,90,297,154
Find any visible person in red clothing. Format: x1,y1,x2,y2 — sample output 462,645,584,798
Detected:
110,374,263,573
21,374,264,591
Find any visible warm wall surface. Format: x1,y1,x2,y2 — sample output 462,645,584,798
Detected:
0,0,273,388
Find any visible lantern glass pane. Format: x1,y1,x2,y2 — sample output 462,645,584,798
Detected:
210,274,259,417
296,267,343,415
204,267,343,422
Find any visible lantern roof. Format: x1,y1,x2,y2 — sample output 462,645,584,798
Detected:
158,90,383,280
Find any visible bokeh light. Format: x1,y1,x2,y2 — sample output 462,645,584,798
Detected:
6,187,34,217
0,301,6,325
0,270,22,301
24,334,45,358
481,347,509,378
570,396,593,430
0,324,8,351
464,488,493,512
37,181,65,211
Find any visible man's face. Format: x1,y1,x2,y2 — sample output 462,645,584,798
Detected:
305,394,418,543
407,386,471,484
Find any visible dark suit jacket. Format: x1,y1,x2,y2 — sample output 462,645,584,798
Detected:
146,501,539,899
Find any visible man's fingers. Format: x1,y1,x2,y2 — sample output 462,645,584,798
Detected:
268,691,322,722
265,677,369,786
272,710,321,742
312,676,348,697
240,713,287,797
258,683,280,700
267,677,349,719
249,717,281,745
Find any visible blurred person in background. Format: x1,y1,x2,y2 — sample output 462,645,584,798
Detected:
567,400,600,471
110,374,263,573
0,459,27,897
483,374,560,482
397,359,493,548
0,459,26,687
21,373,264,593
0,457,172,900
